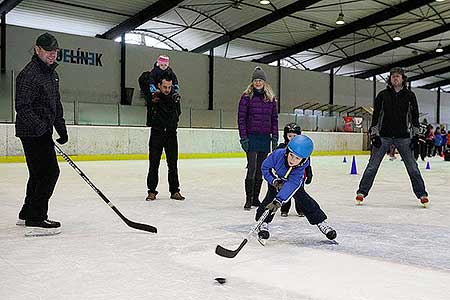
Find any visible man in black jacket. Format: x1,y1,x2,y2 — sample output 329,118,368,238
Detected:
355,67,429,207
145,71,185,201
15,33,68,236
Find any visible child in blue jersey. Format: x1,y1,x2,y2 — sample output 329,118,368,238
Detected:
277,122,313,217
255,135,337,240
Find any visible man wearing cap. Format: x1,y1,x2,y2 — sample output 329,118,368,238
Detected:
15,32,67,236
355,67,429,207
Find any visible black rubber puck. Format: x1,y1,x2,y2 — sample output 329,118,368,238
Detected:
214,277,226,284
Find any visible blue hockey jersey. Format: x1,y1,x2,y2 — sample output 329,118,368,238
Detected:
261,148,310,203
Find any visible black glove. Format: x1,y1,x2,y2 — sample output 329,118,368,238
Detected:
240,138,249,152
56,132,68,145
272,178,285,191
371,135,382,148
266,199,281,213
410,135,419,150
305,174,313,185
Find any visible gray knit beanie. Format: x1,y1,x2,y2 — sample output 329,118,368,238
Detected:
252,66,267,82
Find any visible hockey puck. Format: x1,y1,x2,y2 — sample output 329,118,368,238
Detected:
214,277,226,284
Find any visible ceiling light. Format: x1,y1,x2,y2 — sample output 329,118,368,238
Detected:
260,0,271,4
335,12,345,25
436,43,444,53
393,31,402,41
310,23,319,30
435,0,445,2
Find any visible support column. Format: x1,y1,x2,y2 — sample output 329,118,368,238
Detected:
208,49,214,110
437,87,441,124
120,33,126,105
277,59,281,113
1,13,6,73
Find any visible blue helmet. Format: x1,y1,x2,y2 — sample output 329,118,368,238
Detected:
287,135,314,158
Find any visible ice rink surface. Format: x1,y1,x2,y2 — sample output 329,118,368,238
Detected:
1,154,449,300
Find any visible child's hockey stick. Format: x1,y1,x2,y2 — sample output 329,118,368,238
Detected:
215,167,293,258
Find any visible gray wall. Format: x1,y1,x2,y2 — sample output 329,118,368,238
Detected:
2,24,447,124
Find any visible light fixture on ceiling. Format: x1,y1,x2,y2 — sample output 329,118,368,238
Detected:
232,1,242,9
435,42,444,53
435,0,445,2
310,23,319,30
260,0,271,5
393,31,402,41
335,12,345,25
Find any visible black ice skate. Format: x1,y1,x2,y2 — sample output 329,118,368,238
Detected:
317,221,337,240
25,219,61,237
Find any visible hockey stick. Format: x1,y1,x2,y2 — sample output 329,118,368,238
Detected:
54,145,157,233
215,167,293,258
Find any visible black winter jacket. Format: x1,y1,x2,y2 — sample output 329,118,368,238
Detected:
15,55,67,138
371,86,420,138
147,92,181,130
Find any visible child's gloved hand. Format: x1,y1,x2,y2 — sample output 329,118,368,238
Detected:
272,178,285,191
266,199,281,213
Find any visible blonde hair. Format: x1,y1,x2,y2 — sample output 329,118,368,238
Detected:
243,82,275,102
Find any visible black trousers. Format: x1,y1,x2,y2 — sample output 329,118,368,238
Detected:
245,152,267,180
255,184,327,225
19,132,60,221
147,127,180,194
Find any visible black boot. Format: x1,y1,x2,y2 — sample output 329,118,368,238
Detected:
244,179,254,210
252,178,263,207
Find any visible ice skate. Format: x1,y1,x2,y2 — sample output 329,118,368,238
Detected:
24,219,61,237
281,212,288,217
420,196,429,208
317,220,337,240
16,219,25,226
355,193,364,205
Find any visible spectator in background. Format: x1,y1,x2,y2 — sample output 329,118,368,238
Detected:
238,66,278,210
433,127,442,157
355,67,429,207
144,71,184,201
139,55,179,125
440,126,447,151
15,32,67,236
425,125,434,157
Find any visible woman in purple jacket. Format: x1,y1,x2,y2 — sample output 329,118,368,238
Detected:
238,67,278,210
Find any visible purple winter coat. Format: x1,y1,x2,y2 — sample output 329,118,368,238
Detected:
238,93,278,140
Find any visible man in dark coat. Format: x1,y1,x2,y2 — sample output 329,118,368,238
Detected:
15,32,68,236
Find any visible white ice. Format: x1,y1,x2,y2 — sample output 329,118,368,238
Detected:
1,155,450,300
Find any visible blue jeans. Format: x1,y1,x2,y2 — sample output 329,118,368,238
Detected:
357,137,428,199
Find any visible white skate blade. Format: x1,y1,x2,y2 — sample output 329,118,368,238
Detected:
25,227,61,237
16,219,25,226
257,237,266,246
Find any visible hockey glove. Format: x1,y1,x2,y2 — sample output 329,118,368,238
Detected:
56,132,68,145
240,138,249,152
272,178,285,191
370,135,382,148
410,135,419,150
266,199,282,213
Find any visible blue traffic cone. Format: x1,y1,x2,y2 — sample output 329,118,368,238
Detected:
350,156,357,175
343,156,347,163
426,161,430,170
